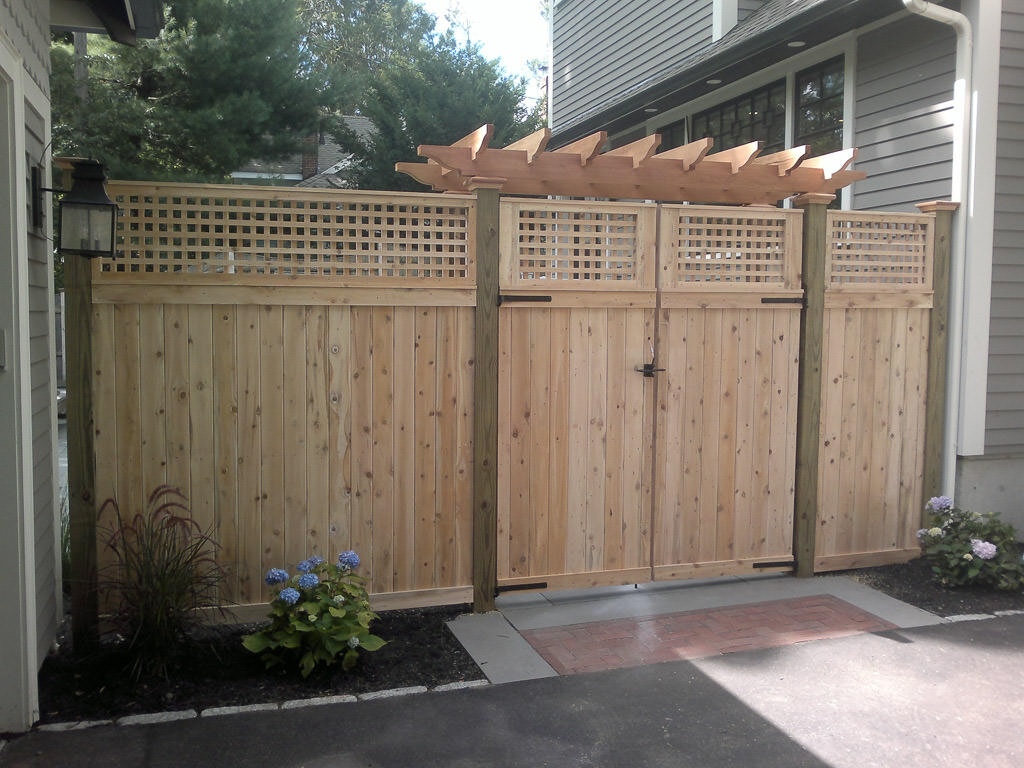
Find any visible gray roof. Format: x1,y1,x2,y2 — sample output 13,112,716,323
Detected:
552,0,908,144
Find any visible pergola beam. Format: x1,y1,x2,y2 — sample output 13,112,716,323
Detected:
400,124,866,204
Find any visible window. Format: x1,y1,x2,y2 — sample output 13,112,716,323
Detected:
691,80,786,153
795,56,844,155
659,117,687,151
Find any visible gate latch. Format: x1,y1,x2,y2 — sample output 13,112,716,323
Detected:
635,342,665,378
635,361,666,377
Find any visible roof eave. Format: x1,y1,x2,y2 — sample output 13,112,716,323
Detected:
551,0,906,146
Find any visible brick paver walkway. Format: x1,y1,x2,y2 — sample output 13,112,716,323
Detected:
521,594,897,675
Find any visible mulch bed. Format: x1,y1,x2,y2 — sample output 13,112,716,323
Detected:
36,604,481,726
841,555,1024,617
35,557,1024,726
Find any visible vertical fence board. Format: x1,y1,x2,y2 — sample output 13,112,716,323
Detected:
529,310,552,576
392,307,417,591
435,307,458,587
234,306,261,602
415,308,438,589
370,307,395,594
259,307,285,577
212,306,239,601
163,305,190,498
547,309,571,575
138,305,166,500
188,305,215,538
327,307,352,564
305,306,330,560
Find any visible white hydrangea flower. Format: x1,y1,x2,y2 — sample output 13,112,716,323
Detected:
348,636,360,648
928,527,943,537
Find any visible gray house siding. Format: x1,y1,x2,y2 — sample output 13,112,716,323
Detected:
25,87,58,664
987,6,1024,452
852,16,956,212
552,0,713,133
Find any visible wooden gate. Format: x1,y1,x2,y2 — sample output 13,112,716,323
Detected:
497,200,804,590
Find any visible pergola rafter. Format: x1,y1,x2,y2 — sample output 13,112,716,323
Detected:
396,125,866,205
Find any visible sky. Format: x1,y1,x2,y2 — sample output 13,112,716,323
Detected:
416,0,550,91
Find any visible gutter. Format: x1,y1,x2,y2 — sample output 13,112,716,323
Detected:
902,0,972,497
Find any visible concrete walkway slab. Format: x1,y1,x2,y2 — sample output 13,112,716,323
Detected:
446,612,557,684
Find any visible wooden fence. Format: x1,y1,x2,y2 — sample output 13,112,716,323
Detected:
93,184,476,609
84,182,946,611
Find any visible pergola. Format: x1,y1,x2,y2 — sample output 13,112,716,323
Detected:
397,124,865,204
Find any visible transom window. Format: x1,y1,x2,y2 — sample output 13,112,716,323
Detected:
691,80,786,153
795,56,845,155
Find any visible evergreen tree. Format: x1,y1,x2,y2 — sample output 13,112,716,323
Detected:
51,0,321,180
335,31,542,191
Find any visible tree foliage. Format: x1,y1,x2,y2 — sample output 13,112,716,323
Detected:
51,0,320,180
335,31,543,190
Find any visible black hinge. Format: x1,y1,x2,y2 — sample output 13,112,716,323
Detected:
497,294,553,306
495,581,548,595
752,560,795,569
760,296,805,306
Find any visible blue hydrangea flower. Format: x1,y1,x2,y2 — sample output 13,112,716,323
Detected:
337,550,360,570
278,587,300,605
926,496,953,513
971,539,998,560
297,555,324,573
298,573,320,589
264,568,289,586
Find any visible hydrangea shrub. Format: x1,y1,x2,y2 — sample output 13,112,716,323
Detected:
917,497,1024,591
243,551,385,677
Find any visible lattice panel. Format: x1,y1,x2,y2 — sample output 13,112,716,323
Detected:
662,210,797,287
102,184,474,284
512,206,643,283
828,212,932,288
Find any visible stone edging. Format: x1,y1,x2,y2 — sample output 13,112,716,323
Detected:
34,679,490,733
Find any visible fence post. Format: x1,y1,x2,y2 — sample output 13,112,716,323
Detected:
469,180,502,612
65,229,99,646
792,193,834,578
916,201,959,520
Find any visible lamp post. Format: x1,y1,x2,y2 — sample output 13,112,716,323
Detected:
55,158,117,649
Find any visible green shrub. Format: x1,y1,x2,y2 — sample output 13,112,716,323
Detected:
918,496,1024,591
243,552,385,678
99,485,225,679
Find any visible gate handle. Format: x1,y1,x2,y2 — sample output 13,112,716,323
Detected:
635,343,664,378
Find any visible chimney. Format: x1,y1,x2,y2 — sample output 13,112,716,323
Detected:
301,134,318,179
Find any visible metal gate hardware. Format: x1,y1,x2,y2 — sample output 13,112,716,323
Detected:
752,560,795,569
635,361,666,377
497,294,553,306
760,296,805,305
495,581,548,595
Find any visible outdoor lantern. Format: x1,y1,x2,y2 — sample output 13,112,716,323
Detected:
58,159,118,258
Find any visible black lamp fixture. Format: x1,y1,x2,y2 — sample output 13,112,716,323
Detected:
45,159,118,258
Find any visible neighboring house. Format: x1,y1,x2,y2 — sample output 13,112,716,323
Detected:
231,116,375,188
0,0,163,732
551,0,1024,530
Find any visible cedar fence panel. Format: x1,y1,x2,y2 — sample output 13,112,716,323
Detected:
93,184,476,610
652,206,802,580
496,199,657,590
814,211,934,571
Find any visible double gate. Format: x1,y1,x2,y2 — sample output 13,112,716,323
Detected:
497,200,804,590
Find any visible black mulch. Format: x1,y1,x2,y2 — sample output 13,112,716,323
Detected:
36,604,481,725
35,557,1024,726
841,555,1024,617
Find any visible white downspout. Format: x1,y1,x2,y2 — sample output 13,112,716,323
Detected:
902,0,972,498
